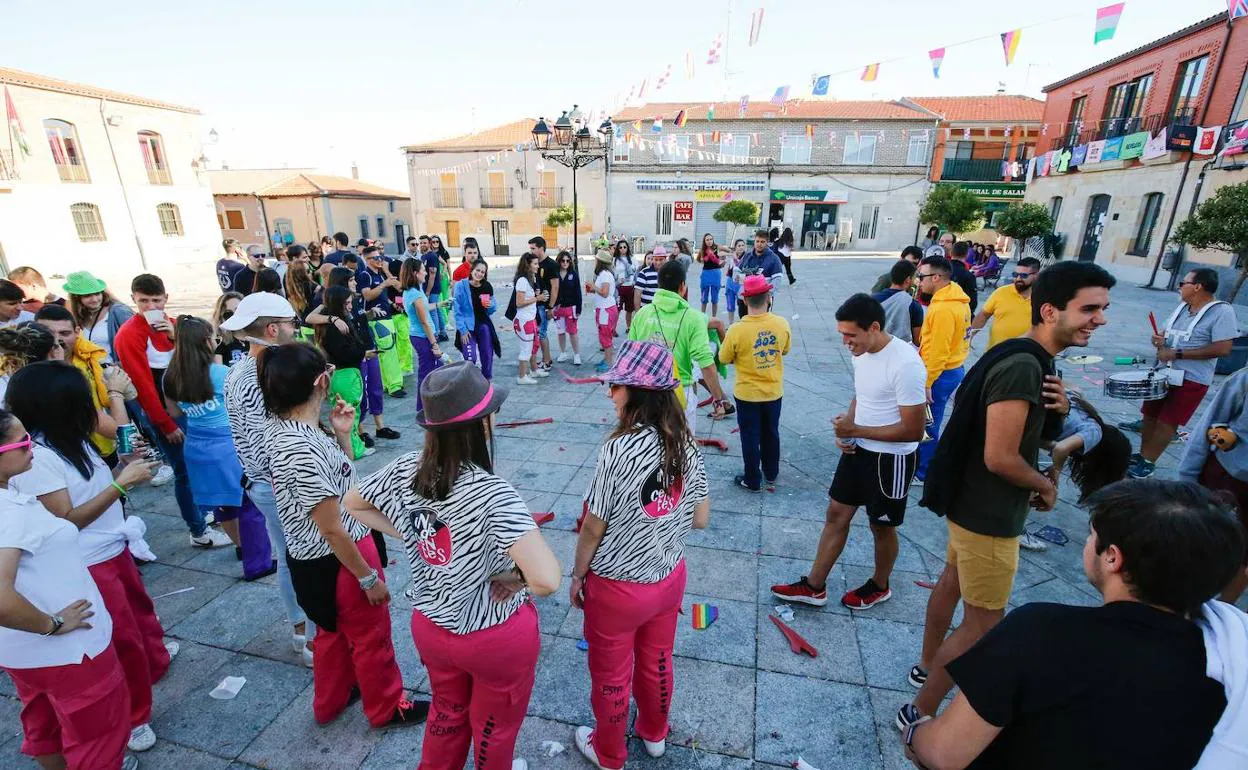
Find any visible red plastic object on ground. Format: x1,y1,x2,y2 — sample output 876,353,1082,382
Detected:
769,615,817,657
696,437,729,452
531,512,555,527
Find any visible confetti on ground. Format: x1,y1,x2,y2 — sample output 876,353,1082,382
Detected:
914,580,936,590
153,587,196,600
576,639,589,651
531,512,555,527
496,417,554,428
770,615,817,657
691,603,719,630
773,605,795,623
730,427,740,433
793,758,821,770
697,396,715,408
560,371,600,384
541,740,566,757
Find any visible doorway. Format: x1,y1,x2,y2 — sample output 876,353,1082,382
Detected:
445,220,461,249
1079,194,1111,262
491,220,510,256
800,205,836,250
393,223,406,249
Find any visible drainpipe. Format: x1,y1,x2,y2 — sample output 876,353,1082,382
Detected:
1147,17,1234,288
256,195,272,253
99,98,148,270
321,191,334,236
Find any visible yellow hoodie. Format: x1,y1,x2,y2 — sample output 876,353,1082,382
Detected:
69,337,115,456
919,281,971,387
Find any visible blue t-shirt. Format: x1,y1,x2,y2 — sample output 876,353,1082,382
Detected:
215,259,253,294
357,266,393,316
404,288,430,338
423,253,442,294
178,364,231,432
324,249,353,266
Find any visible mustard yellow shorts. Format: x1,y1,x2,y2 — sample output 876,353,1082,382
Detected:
945,519,1020,611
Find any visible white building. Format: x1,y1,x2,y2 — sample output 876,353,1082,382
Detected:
0,66,218,294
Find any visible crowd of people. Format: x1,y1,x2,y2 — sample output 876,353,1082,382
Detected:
0,220,1243,770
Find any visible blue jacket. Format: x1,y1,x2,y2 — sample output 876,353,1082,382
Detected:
737,247,783,287
1179,367,1248,483
453,278,495,332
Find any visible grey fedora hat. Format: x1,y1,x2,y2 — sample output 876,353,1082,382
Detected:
414,361,508,429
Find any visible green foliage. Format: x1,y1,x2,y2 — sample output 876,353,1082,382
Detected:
994,202,1054,241
712,199,761,227
1175,181,1248,301
919,185,985,236
546,203,586,229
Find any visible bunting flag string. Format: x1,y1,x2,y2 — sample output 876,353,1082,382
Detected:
674,109,688,128
928,48,945,78
1094,3,1126,43
749,7,765,46
707,35,723,65
1000,28,1022,65
861,63,879,82
770,85,790,105
811,74,830,96
738,95,749,117
706,104,715,121
656,64,672,91
1231,0,1248,21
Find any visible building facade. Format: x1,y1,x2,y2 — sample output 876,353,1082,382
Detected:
1024,11,1248,279
403,120,606,257
0,67,219,293
608,100,937,252
207,169,410,254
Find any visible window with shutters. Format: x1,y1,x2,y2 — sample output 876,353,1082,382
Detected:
44,119,90,182
655,202,673,237
156,203,183,236
70,203,106,241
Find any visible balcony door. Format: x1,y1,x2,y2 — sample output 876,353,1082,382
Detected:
491,219,510,256
1079,195,1111,262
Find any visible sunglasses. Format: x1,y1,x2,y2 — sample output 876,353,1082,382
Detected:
915,273,937,280
0,433,33,454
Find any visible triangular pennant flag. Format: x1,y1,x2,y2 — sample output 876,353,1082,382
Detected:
4,86,31,157
928,48,945,78
711,130,721,143
748,7,764,46
1001,29,1021,65
696,133,705,147
738,95,749,117
812,75,830,96
805,124,814,139
707,35,723,65
770,86,790,105
1231,0,1248,20
706,104,715,121
1095,3,1126,44
652,117,663,133
674,109,688,128
638,78,647,99
861,63,879,81
633,120,643,132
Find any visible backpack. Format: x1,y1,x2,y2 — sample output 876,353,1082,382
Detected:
504,289,518,321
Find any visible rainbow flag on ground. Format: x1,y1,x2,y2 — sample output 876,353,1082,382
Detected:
1095,3,1126,44
691,603,718,630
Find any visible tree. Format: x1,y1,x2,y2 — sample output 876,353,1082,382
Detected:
546,203,588,249
994,202,1055,255
713,199,762,243
919,185,985,237
1174,181,1248,301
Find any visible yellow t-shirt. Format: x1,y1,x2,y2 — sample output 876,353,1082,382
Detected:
983,284,1033,350
717,312,791,402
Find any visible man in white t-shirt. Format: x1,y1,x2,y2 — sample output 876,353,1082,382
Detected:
772,293,927,610
0,279,35,328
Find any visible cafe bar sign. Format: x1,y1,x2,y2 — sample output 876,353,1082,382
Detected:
769,188,849,203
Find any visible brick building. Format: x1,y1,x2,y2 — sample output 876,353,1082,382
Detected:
1024,11,1248,280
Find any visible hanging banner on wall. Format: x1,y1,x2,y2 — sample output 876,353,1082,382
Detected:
1167,124,1197,152
1222,121,1248,156
1085,140,1106,164
1142,128,1169,160
694,190,734,202
1100,136,1124,161
1120,131,1149,159
1070,144,1089,166
1195,126,1222,155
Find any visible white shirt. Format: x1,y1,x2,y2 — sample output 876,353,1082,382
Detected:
594,270,617,312
0,311,35,329
13,442,126,565
851,337,928,455
0,486,112,669
85,321,113,362
514,276,537,324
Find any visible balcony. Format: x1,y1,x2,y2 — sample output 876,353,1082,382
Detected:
479,187,514,208
1041,109,1198,154
431,186,463,208
530,186,564,208
0,150,17,181
55,162,90,183
941,158,1023,182
146,166,172,185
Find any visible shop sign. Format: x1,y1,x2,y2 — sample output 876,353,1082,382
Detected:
770,189,826,202
938,181,1026,201
1120,131,1149,160
674,201,694,221
635,179,765,191
694,190,734,202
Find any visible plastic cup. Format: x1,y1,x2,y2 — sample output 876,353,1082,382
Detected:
143,310,166,325
209,676,247,700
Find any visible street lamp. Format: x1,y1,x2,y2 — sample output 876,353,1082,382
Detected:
531,105,610,258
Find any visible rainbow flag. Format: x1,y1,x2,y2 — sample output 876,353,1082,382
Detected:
1095,3,1126,43
674,109,688,128
691,603,718,630
929,48,945,78
1001,29,1021,66
861,63,879,82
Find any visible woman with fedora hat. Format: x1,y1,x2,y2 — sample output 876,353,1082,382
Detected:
257,342,428,730
570,340,710,770
345,362,561,770
587,250,619,374
63,272,134,363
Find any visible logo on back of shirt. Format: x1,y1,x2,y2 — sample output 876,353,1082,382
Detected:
410,507,452,566
639,466,683,519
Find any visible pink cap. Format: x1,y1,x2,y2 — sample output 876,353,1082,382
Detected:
653,245,668,256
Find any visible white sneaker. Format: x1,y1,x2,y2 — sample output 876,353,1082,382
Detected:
292,633,307,654
573,354,582,366
360,447,377,457
302,645,314,668
533,367,550,378
517,375,539,385
574,726,622,770
150,465,174,487
1019,532,1049,552
189,529,232,548
556,352,570,363
512,761,528,770
128,723,156,752
164,640,180,660
122,755,140,770
643,738,666,758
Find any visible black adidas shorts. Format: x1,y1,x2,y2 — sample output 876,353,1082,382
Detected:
828,447,917,527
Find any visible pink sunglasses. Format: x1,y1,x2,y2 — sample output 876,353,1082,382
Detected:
0,433,32,454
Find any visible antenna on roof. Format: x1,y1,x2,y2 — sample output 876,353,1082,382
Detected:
997,81,1006,94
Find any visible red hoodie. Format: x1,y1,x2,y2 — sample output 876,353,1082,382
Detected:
114,313,178,436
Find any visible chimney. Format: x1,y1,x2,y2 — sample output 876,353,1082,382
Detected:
351,162,359,180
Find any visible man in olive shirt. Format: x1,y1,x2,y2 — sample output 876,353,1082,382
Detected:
899,261,1116,729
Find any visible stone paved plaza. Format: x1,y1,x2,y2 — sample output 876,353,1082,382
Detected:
3,255,1245,769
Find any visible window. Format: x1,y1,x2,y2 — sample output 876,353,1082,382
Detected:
223,209,245,230
907,132,929,165
1132,193,1164,256
376,216,385,238
274,218,294,241
1049,196,1063,231
70,203,105,242
945,140,973,160
388,200,396,213
780,135,812,164
1171,55,1208,124
655,202,673,237
1104,75,1153,136
358,217,369,239
1065,96,1087,144
843,133,877,165
657,135,690,163
612,140,631,163
155,203,183,236
857,205,880,240
43,119,89,182
718,133,751,163
137,131,170,184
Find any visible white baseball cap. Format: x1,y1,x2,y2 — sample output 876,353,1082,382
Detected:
219,292,297,331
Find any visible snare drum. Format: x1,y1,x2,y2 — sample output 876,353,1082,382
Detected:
1104,370,1170,401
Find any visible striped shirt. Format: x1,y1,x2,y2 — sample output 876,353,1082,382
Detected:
584,427,707,583
224,356,270,481
358,454,536,634
634,267,660,306
267,418,367,561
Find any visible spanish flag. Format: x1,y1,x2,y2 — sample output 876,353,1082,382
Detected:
861,63,879,82
1001,29,1021,66
674,109,688,128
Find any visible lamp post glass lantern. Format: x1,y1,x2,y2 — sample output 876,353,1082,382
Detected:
532,105,609,257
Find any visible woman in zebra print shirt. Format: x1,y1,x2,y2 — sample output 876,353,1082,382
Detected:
345,362,561,770
571,340,710,770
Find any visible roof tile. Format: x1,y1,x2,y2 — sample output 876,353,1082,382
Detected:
0,66,200,114
404,119,536,152
904,95,1044,123
207,170,408,199
612,99,930,122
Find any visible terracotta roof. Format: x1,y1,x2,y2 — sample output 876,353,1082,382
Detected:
904,95,1044,123
0,66,200,115
404,119,536,152
612,99,931,122
207,170,408,200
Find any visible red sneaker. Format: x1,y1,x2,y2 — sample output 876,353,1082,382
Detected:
770,576,828,607
841,579,892,610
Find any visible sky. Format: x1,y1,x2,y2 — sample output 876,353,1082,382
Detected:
3,0,1231,190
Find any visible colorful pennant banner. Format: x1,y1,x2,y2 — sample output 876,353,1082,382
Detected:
770,85,790,105
1000,29,1021,65
812,74,830,96
861,63,879,82
928,48,945,78
1094,3,1126,44
749,7,765,46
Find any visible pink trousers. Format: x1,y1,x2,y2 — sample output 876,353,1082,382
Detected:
582,560,687,769
410,601,540,770
9,644,130,769
88,549,170,727
312,535,404,727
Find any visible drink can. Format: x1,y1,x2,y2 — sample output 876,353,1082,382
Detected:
116,424,137,455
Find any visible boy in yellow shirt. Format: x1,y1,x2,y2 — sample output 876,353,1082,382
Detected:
718,275,792,491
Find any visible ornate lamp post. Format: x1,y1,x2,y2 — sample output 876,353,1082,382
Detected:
531,105,610,258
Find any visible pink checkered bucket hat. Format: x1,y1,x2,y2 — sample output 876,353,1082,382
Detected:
598,340,680,391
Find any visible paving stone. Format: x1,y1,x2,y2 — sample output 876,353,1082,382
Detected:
755,671,880,769
840,566,939,627
854,618,926,693
757,555,849,616
684,545,757,603
144,565,243,630
170,580,292,651
867,686,918,770
527,635,595,727
239,683,381,769
666,657,756,758
756,605,864,684
386,602,431,694
150,641,237,719
686,510,760,553
133,740,236,769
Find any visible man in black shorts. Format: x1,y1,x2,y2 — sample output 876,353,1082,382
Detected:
771,294,927,609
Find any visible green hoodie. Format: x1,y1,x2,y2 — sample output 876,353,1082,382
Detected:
627,288,713,386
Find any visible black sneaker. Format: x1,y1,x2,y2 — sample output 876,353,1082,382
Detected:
234,546,243,562
376,427,401,440
435,333,449,343
733,474,761,492
388,389,407,399
360,433,375,448
895,703,923,732
907,665,927,689
383,698,430,728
